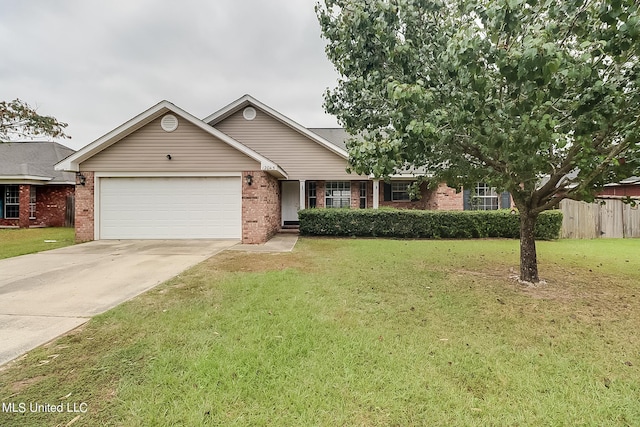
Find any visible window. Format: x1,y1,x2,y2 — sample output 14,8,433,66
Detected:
4,185,19,219
391,181,411,201
359,182,367,208
29,186,36,219
325,181,350,208
471,183,498,210
307,181,317,208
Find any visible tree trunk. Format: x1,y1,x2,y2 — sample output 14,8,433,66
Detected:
519,211,539,283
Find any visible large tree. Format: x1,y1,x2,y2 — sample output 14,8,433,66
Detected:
317,0,640,283
0,99,69,141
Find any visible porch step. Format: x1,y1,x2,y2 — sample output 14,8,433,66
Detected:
279,226,300,234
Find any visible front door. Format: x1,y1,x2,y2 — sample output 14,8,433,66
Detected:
281,181,300,225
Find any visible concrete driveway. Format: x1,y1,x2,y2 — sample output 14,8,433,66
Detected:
0,239,238,366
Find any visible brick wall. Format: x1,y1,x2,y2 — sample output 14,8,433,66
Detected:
30,185,74,227
75,172,95,242
599,185,640,197
428,183,464,211
379,182,431,209
242,171,280,244
0,184,73,228
303,180,464,210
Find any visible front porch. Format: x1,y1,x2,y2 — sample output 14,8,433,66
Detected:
278,179,463,227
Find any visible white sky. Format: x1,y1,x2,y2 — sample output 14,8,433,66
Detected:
0,0,341,150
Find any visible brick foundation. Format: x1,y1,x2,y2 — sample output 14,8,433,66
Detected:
242,171,280,244
75,172,95,242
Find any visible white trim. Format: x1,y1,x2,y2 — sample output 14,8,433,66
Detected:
0,175,52,182
299,180,306,211
373,179,380,209
204,94,349,159
55,100,288,179
94,177,100,239
94,171,242,178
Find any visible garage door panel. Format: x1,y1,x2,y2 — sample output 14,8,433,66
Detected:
99,177,241,239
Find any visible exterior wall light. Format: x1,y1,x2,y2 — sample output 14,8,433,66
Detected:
78,173,86,186
166,154,172,160
245,174,253,186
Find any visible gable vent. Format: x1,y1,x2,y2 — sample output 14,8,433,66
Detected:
161,114,179,132
243,107,257,121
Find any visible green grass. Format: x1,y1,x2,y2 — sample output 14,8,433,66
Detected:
0,227,75,259
1,238,639,426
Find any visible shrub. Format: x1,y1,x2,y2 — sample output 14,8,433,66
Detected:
298,208,562,240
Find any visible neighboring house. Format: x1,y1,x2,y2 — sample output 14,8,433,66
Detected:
0,142,76,228
55,95,511,244
598,176,640,198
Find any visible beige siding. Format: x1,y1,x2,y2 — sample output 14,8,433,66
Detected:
214,109,357,180
80,115,260,172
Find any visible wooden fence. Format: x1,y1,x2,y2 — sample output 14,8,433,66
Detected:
560,198,640,238
65,195,75,227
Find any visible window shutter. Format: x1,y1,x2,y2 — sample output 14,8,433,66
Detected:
463,189,471,210
383,183,392,201
500,192,511,209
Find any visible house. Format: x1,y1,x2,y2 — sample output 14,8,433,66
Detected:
55,95,511,244
599,176,640,198
0,142,75,228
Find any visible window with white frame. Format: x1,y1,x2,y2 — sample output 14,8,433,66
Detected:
29,186,36,219
359,182,367,208
391,181,411,201
471,183,499,210
325,181,350,208
4,185,19,219
307,181,317,208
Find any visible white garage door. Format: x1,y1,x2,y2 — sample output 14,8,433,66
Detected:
99,177,241,239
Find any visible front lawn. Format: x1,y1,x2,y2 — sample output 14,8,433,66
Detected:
1,238,638,426
0,227,74,260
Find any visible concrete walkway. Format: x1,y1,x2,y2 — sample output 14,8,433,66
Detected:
228,233,298,253
0,239,238,367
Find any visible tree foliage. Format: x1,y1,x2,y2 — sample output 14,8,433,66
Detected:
317,0,640,282
0,99,69,141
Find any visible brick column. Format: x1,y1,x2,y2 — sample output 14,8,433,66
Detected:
242,171,281,244
350,181,360,209
75,172,95,242
18,185,31,228
316,181,325,208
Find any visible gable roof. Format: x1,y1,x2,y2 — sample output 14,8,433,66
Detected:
307,128,350,151
204,95,349,159
55,100,287,178
0,142,75,184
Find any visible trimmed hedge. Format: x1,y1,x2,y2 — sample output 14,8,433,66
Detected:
298,208,563,240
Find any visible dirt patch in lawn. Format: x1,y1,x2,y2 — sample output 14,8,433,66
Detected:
7,375,47,394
